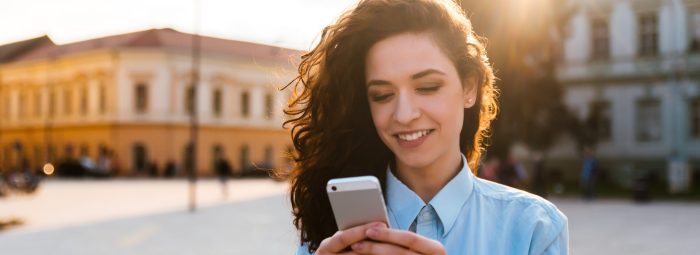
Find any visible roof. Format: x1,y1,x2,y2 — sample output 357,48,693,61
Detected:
0,36,54,63
4,28,302,64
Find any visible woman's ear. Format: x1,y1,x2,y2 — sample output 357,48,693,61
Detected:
463,77,478,108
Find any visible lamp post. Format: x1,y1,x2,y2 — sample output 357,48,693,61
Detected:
188,0,202,213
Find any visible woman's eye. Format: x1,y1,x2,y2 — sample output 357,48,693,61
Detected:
417,85,441,93
370,93,393,102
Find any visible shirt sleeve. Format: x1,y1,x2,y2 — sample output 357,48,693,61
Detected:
541,221,569,255
522,200,569,255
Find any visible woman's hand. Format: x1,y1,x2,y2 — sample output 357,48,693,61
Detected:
350,227,446,255
315,222,387,255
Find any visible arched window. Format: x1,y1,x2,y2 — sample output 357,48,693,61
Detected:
264,93,274,119
63,88,72,115
132,143,148,173
80,85,88,115
98,83,106,114
212,88,223,117
185,85,196,115
134,83,148,113
240,144,250,170
241,91,250,118
264,145,274,167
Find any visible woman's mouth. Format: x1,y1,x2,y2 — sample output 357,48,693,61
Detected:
395,129,433,148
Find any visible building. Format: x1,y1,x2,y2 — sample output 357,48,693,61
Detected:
0,28,299,177
554,0,700,187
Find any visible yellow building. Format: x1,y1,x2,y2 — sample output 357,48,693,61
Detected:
0,28,299,177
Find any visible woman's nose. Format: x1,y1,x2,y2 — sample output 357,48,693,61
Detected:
393,93,420,124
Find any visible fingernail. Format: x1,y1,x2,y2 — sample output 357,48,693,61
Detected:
367,228,378,238
352,242,364,250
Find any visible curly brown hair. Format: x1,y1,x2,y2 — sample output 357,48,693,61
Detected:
282,0,498,252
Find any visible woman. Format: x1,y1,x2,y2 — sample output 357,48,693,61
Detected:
283,0,568,254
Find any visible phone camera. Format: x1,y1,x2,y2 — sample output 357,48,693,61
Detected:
331,186,337,191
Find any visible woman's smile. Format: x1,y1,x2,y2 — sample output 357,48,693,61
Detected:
395,129,434,148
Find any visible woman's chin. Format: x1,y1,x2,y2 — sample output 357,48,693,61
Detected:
394,153,433,170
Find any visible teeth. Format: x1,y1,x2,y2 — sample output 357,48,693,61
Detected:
398,130,429,141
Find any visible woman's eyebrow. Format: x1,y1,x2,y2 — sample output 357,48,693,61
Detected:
411,69,445,79
367,79,392,87
367,69,446,87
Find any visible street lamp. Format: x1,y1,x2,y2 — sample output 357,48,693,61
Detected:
188,0,202,213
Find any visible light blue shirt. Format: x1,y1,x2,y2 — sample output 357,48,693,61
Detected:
296,155,569,254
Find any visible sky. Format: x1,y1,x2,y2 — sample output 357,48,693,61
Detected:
0,0,358,50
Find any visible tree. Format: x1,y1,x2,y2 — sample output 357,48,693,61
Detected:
460,0,578,159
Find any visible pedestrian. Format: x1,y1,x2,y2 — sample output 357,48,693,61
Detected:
215,157,232,199
283,1,568,254
95,149,112,178
164,159,177,178
580,147,597,201
148,161,159,178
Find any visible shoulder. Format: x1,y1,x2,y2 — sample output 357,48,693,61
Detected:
468,178,569,253
472,177,568,250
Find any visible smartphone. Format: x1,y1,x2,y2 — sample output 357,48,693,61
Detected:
326,175,390,230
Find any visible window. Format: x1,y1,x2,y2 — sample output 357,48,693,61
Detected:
99,84,106,114
135,83,148,113
34,91,41,117
64,144,75,158
591,19,609,60
589,100,612,141
2,94,8,120
80,86,88,115
185,85,196,115
2,145,9,169
212,88,222,117
691,98,700,138
80,144,89,157
18,92,25,119
264,93,274,119
264,145,274,166
49,90,56,116
241,91,250,117
240,144,250,170
34,145,42,166
690,11,700,52
636,98,661,142
47,145,56,163
64,89,72,115
638,14,658,56
132,143,147,173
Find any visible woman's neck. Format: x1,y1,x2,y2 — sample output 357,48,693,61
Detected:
394,152,463,203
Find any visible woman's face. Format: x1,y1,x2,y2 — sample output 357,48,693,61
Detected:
365,32,476,170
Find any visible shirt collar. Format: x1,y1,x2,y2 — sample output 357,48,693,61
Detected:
386,154,474,237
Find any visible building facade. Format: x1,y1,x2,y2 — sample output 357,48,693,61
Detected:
554,0,700,185
0,28,298,176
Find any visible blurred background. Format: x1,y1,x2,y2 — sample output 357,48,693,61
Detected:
1,0,699,254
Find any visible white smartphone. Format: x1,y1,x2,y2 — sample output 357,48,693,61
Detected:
326,175,391,230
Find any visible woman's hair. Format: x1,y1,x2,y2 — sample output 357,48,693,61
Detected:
282,0,498,251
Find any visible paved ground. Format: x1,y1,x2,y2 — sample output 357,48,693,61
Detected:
1,179,699,254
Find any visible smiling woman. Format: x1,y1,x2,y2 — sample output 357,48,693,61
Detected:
282,0,568,254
